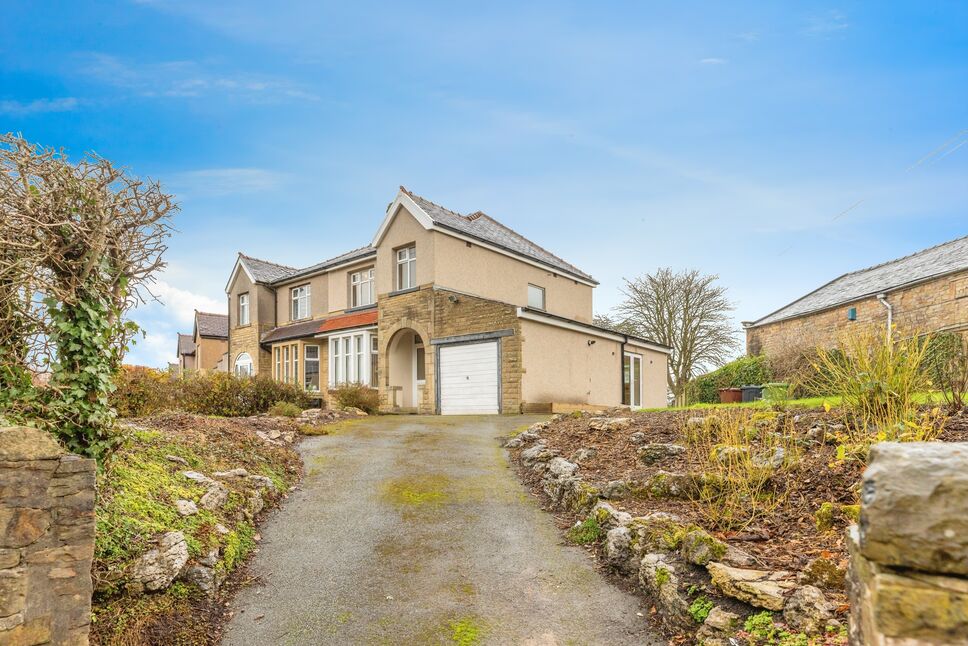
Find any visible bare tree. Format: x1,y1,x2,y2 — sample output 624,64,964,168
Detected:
613,268,738,405
0,133,176,456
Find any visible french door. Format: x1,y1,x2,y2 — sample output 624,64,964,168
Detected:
624,352,643,408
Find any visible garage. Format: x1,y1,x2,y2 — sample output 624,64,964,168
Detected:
437,341,500,414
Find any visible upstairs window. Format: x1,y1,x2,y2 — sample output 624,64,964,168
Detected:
291,284,310,321
350,268,375,308
396,246,416,291
238,293,250,325
527,284,546,310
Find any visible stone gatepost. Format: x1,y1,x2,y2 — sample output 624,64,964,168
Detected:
847,442,968,645
0,426,96,645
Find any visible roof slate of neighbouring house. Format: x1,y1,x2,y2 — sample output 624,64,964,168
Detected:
177,333,195,356
750,235,968,327
195,311,229,338
401,187,598,284
239,254,299,283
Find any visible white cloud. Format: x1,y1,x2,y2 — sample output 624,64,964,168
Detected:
168,168,286,197
149,280,225,327
700,58,728,65
77,53,319,103
0,97,80,115
805,10,849,37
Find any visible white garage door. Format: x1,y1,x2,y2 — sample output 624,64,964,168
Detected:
438,341,499,415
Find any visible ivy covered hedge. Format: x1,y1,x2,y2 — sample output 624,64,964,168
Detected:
111,367,312,418
688,355,773,404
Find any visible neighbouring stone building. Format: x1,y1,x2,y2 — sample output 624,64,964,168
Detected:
225,187,670,414
176,311,229,374
0,426,96,645
744,235,968,358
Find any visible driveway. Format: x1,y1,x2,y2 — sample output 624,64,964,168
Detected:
222,415,659,646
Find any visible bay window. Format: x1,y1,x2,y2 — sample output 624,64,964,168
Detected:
328,330,378,388
350,268,375,308
304,345,320,391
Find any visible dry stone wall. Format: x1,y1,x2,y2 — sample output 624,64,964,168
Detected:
0,426,96,645
847,442,968,645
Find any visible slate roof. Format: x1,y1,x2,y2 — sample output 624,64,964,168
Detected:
177,334,195,356
195,311,228,339
239,254,298,283
401,187,598,284
750,235,968,327
271,246,376,285
260,319,325,344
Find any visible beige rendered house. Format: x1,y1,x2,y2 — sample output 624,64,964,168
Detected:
744,234,968,358
176,311,229,373
225,187,669,414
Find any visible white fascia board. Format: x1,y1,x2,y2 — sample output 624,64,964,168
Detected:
371,190,435,247
313,325,378,339
224,256,256,294
517,307,672,354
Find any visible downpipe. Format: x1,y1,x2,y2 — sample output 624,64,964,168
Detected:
876,293,893,343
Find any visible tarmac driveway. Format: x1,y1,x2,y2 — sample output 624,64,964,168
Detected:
222,415,659,646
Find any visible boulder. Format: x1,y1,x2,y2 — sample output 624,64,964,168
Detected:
175,500,198,517
247,475,276,490
722,545,759,568
859,442,968,576
626,512,685,553
516,430,540,443
200,484,229,511
696,606,741,641
707,562,794,611
640,470,695,499
129,531,189,592
182,564,220,595
686,416,705,430
521,443,554,465
783,585,832,633
589,417,632,432
604,526,636,574
630,432,646,444
636,443,686,465
181,471,215,486
602,480,629,500
547,457,578,479
639,553,693,630
247,490,264,517
679,528,727,566
714,445,749,464
213,468,249,479
503,437,524,448
590,501,632,530
165,455,189,466
571,447,597,463
751,447,786,470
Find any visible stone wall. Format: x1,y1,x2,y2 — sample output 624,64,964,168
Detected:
746,269,968,358
0,426,96,645
376,285,523,413
847,442,968,645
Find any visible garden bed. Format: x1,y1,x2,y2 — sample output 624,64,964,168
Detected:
89,409,354,645
508,405,967,644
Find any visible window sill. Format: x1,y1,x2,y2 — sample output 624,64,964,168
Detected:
345,304,378,314
388,287,419,298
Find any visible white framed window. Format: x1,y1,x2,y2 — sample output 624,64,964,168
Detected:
527,284,546,310
291,344,299,385
623,352,643,408
234,352,253,377
238,293,250,326
291,284,310,321
274,347,281,380
304,345,320,391
350,268,375,308
328,330,378,387
396,246,416,291
283,346,290,382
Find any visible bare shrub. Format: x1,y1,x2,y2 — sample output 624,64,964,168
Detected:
684,409,800,530
924,332,968,411
331,383,380,413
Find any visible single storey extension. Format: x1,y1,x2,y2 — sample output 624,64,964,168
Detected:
225,187,669,414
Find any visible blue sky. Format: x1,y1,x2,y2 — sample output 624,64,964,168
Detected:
2,1,965,367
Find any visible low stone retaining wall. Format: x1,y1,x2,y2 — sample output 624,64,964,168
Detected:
847,442,968,645
509,419,841,644
0,426,96,645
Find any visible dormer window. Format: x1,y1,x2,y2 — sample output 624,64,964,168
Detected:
396,246,416,290
351,268,375,308
291,284,310,321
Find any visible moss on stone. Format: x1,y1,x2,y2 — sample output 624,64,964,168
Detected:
449,616,486,645
815,502,837,531
655,565,671,586
567,517,603,545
